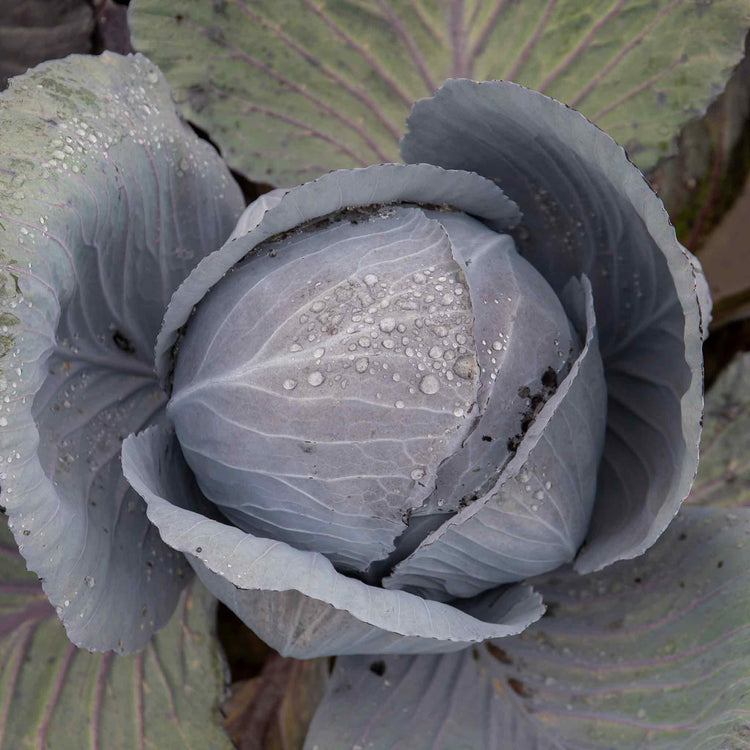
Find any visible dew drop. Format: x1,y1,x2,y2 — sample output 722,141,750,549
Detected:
313,347,325,359
307,371,324,387
355,357,369,373
289,343,302,352
535,490,545,500
428,346,443,359
379,317,396,333
419,374,440,395
357,337,371,348
282,379,298,391
84,575,95,588
311,300,326,313
410,467,426,480
453,355,477,379
491,341,503,351
363,274,378,287
395,400,405,409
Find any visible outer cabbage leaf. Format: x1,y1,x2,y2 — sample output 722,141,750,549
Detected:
0,512,232,749
129,0,750,185
121,425,545,658
0,53,244,651
401,79,705,574
687,351,749,508
155,162,520,387
306,506,750,750
385,277,607,599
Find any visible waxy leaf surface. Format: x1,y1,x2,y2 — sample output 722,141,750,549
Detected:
130,0,750,185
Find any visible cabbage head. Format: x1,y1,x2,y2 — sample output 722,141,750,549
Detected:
1,57,706,665
125,80,707,658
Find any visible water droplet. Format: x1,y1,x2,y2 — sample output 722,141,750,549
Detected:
453,408,464,418
84,575,95,588
355,357,369,373
289,343,302,352
412,272,426,284
311,300,326,313
491,341,503,351
363,274,378,287
379,317,396,333
411,468,426,480
441,293,454,306
307,371,324,387
313,347,325,359
395,400,405,409
0,417,7,427
419,374,439,395
282,379,297,391
531,504,539,512
535,490,545,500
382,339,395,349
357,337,371,348
428,346,443,359
453,355,477,379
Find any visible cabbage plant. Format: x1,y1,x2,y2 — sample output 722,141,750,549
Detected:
0,50,739,748
122,75,707,659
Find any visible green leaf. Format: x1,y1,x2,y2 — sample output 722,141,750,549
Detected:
306,506,750,749
688,351,750,507
129,0,750,186
0,515,232,750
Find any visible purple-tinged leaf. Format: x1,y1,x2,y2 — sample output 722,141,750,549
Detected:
0,515,232,749
306,506,750,749
129,0,749,185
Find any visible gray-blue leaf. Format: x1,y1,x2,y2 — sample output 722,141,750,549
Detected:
402,79,705,573
122,425,545,658
0,53,243,651
385,277,606,600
